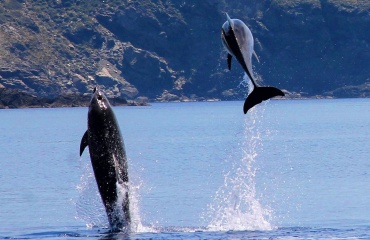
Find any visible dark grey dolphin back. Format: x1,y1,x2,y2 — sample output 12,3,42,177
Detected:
80,88,131,231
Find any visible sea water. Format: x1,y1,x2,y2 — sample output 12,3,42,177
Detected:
0,99,370,239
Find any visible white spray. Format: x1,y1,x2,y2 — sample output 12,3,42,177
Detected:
75,156,149,232
205,76,274,231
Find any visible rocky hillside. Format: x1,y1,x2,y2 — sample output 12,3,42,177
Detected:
0,0,369,107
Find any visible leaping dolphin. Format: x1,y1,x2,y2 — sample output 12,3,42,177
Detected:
80,87,131,232
221,13,284,114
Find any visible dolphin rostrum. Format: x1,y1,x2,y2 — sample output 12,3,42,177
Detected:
221,13,284,114
80,87,131,232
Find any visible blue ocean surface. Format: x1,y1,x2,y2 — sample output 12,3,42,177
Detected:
0,99,370,239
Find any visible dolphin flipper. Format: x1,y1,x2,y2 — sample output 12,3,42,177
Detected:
80,130,89,156
227,53,232,70
253,51,260,63
243,86,285,114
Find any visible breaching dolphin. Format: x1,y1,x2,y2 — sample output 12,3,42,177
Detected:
221,13,284,114
80,87,131,232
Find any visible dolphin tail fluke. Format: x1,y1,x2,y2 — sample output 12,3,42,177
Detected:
243,86,285,114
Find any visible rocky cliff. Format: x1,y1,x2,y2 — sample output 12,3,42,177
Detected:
0,0,369,108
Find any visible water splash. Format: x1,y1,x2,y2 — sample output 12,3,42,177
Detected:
205,77,274,231
75,157,151,232
75,159,108,229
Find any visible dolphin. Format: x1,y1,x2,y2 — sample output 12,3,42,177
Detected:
221,13,284,114
80,87,131,232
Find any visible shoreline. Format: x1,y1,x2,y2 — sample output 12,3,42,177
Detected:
1,94,364,110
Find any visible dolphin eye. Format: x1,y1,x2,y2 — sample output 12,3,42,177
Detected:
98,95,103,100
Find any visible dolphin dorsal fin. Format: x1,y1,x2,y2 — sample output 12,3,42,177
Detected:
227,53,232,70
80,130,89,156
